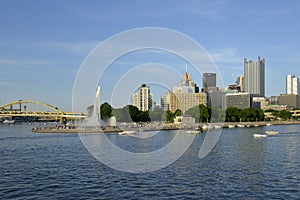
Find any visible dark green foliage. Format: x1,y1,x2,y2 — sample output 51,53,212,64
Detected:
225,107,265,122
185,104,210,123
279,110,291,120
100,102,113,120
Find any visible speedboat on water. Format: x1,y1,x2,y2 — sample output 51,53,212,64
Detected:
265,130,279,135
253,134,267,138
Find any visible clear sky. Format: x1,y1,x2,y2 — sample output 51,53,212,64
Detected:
1,0,300,111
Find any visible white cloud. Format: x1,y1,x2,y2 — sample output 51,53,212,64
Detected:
0,81,13,86
209,48,242,64
0,59,51,65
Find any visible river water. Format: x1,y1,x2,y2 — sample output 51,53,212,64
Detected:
0,124,299,199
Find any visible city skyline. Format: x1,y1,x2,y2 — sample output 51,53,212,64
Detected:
1,1,300,111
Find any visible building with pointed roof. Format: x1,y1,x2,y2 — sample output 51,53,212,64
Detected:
161,72,206,113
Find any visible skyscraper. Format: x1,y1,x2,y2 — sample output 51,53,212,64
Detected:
244,56,265,97
286,74,299,95
236,75,244,92
202,73,216,88
132,84,153,111
161,72,206,113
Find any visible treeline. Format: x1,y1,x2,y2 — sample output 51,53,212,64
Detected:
87,102,292,123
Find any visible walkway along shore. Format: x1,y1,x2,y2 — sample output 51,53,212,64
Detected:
31,120,300,133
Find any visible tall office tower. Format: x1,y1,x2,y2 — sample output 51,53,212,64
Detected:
236,75,244,92
132,84,153,111
286,74,299,95
161,72,206,113
202,72,216,87
202,73,218,92
244,56,265,97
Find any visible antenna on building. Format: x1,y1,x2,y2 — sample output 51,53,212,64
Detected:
185,64,188,73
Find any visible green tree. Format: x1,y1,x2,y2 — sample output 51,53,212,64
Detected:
100,102,112,121
129,105,140,122
149,110,164,122
139,111,151,122
210,107,226,123
164,110,175,122
186,105,200,122
279,110,291,120
174,109,182,117
199,104,209,123
226,107,241,122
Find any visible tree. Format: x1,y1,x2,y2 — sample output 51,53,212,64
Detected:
210,107,226,123
149,110,164,122
165,110,175,122
226,107,241,122
128,105,140,122
186,106,200,122
100,102,112,121
279,110,291,120
199,104,209,123
174,109,182,117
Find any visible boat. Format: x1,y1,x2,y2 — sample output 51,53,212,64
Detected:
214,125,222,129
3,119,15,124
237,124,245,128
265,130,279,135
253,134,267,138
254,124,259,127
228,124,235,128
266,123,272,126
118,130,136,135
186,130,201,134
201,124,209,130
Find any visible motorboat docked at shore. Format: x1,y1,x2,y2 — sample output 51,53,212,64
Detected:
228,124,235,128
186,130,201,134
118,130,136,135
3,119,15,124
201,124,214,130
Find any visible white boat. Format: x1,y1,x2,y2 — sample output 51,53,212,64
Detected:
253,134,267,138
237,124,245,128
214,125,222,129
3,119,15,124
266,123,272,126
265,130,279,135
186,130,201,134
118,130,136,135
254,124,259,127
201,125,209,130
228,124,235,128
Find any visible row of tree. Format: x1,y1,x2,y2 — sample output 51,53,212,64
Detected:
87,102,293,123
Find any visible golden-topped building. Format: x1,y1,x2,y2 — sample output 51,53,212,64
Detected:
161,72,206,113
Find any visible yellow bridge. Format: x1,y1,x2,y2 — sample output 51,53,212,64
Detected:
0,100,88,122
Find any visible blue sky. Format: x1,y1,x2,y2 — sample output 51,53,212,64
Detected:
1,0,300,111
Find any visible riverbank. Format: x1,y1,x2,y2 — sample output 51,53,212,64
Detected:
222,120,300,128
31,120,300,133
31,126,179,133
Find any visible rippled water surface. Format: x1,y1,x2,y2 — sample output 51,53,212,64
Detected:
1,124,300,199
